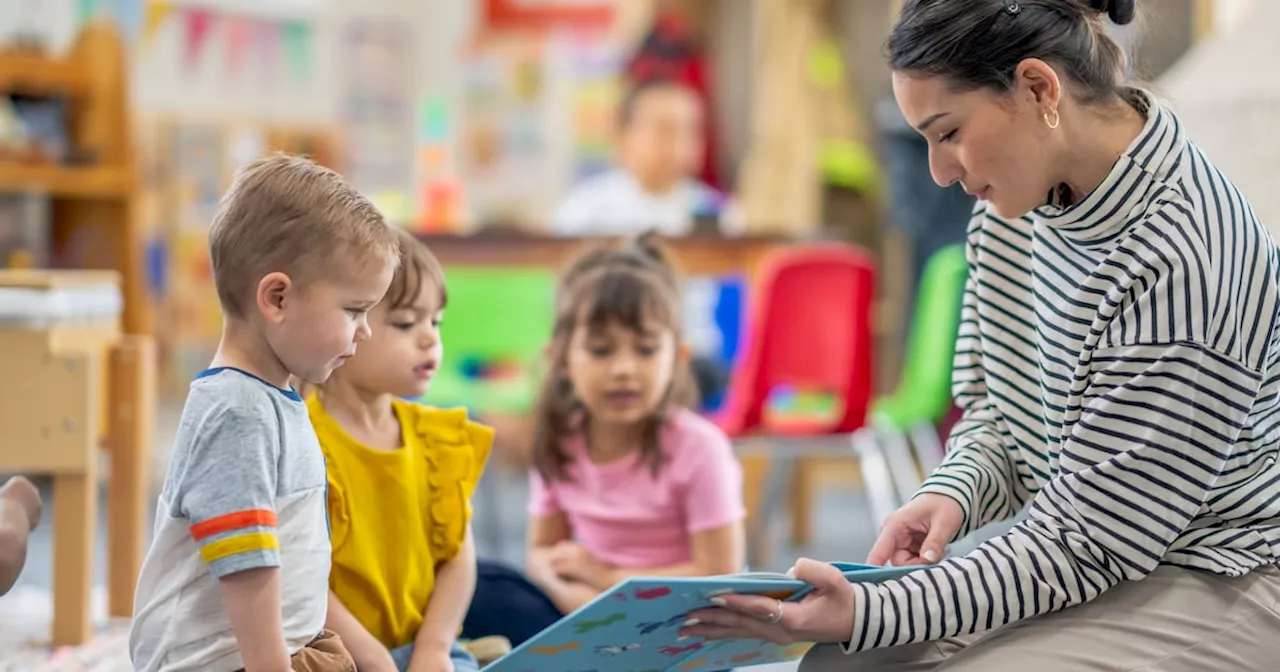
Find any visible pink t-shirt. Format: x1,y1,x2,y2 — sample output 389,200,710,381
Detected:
527,408,746,569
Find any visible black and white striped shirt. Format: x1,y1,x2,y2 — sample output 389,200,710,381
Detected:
849,90,1280,652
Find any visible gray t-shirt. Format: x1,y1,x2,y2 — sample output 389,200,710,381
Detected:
129,368,330,672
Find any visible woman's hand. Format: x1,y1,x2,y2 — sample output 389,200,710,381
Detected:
677,559,856,645
868,493,965,566
547,541,613,588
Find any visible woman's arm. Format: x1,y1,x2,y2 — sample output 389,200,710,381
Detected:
592,522,744,590
324,592,398,672
409,529,478,668
844,341,1253,653
912,242,1035,541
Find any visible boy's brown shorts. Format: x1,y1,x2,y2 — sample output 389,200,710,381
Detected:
235,630,355,672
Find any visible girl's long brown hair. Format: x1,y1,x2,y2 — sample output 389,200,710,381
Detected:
532,232,698,482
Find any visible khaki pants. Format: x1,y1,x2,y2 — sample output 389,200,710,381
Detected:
801,565,1280,671
236,631,355,672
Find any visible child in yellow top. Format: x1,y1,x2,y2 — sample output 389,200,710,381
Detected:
307,227,492,672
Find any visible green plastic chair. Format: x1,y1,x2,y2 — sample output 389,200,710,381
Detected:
422,267,557,415
853,244,968,519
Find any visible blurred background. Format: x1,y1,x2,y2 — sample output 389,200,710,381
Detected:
0,0,1272,666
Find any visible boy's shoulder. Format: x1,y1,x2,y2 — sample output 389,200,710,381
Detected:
172,367,306,457
187,366,303,410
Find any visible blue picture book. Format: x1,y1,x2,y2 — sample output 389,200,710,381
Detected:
484,562,921,672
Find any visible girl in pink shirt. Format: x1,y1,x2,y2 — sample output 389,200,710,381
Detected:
526,233,747,614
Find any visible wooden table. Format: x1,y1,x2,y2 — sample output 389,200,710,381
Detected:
417,231,789,277
0,270,154,646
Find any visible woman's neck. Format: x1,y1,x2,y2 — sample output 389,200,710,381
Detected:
584,416,644,464
318,376,399,446
1056,97,1147,206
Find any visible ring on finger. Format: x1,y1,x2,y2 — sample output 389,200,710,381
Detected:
764,599,784,624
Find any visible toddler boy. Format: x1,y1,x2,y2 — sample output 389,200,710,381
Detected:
129,155,400,672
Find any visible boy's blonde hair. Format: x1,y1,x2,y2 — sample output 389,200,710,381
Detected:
208,153,399,319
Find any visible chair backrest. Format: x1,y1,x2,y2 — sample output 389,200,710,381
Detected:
891,244,968,425
426,267,557,413
717,244,877,436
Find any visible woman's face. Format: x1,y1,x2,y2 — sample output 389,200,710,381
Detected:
892,68,1056,219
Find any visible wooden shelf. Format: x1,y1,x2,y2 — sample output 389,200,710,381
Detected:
0,163,130,199
0,52,91,97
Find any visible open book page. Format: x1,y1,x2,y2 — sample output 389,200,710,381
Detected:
484,562,924,672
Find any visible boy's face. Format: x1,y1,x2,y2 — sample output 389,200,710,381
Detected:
335,281,445,399
619,85,704,190
263,255,396,385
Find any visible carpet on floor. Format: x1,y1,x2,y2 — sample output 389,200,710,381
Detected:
0,586,131,671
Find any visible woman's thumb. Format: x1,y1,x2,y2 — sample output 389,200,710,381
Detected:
919,524,951,564
788,558,844,591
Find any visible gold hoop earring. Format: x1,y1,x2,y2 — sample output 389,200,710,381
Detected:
1044,108,1060,130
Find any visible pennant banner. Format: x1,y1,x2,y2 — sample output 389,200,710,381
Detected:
182,8,214,70
113,0,144,43
224,15,255,76
142,0,174,49
76,0,107,25
282,20,312,82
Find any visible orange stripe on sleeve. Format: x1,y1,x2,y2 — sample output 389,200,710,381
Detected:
189,509,278,541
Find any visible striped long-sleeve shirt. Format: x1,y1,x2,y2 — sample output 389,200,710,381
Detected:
847,89,1280,652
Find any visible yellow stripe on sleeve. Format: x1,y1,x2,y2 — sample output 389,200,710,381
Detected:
198,531,280,565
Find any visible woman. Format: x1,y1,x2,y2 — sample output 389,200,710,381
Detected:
679,0,1280,669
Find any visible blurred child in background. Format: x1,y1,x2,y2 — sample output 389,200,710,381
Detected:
552,79,739,238
0,476,41,596
306,228,501,672
526,233,746,614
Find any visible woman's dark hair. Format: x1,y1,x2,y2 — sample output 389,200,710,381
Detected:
531,231,698,482
889,0,1137,106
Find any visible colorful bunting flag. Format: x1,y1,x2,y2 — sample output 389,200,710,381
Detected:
141,0,174,49
182,8,214,70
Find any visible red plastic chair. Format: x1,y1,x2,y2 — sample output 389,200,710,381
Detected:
714,244,877,564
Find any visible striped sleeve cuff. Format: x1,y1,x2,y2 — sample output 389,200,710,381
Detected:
915,468,983,540
842,582,888,653
189,509,280,578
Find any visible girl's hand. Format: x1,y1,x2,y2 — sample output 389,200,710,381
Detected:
678,559,856,645
867,493,965,567
406,647,454,672
548,541,611,586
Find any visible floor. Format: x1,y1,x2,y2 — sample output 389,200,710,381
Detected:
0,404,974,671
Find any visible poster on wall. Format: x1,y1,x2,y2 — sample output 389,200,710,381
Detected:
459,29,622,230
339,17,416,225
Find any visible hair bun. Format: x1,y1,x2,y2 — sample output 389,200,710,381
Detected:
1087,0,1136,25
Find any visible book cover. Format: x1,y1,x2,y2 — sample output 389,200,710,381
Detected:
484,562,920,672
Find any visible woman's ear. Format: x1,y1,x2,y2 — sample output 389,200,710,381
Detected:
1013,57,1061,111
677,341,694,364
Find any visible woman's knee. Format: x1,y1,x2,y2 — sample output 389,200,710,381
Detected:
800,640,953,672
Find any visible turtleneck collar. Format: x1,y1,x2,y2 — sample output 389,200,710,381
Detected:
1034,88,1185,244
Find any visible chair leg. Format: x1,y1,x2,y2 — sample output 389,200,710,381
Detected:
52,470,97,646
909,422,944,476
788,457,813,548
852,429,898,528
739,448,770,568
882,428,921,505
107,336,153,618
